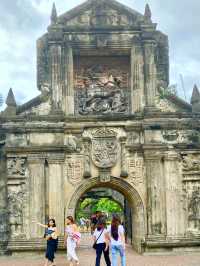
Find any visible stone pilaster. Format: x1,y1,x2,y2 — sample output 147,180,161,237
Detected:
131,40,145,112
145,152,166,236
28,156,45,238
120,137,128,178
64,45,74,115
144,41,157,108
47,154,65,234
50,44,63,112
164,151,185,237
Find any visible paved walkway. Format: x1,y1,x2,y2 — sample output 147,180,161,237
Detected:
0,247,200,266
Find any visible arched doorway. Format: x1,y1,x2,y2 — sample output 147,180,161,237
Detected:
75,187,132,243
66,177,146,253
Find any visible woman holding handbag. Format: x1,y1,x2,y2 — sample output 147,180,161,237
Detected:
93,219,111,266
64,216,80,266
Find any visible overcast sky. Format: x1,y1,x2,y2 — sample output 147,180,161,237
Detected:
0,0,199,110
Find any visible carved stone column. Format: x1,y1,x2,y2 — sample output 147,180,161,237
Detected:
164,151,184,236
145,152,166,236
64,45,74,115
28,155,45,238
131,39,145,112
50,44,63,112
144,41,157,108
48,154,65,234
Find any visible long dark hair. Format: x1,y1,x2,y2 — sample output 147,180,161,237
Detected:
111,215,121,241
66,216,75,224
97,219,106,231
47,218,56,228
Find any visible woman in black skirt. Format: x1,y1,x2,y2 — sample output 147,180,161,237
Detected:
36,219,58,266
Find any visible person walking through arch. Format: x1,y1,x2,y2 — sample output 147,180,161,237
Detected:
35,219,59,266
64,216,81,266
107,214,126,266
93,219,111,266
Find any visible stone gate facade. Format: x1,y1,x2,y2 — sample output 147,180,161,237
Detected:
0,0,200,255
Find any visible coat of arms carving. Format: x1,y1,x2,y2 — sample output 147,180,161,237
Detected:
91,128,118,168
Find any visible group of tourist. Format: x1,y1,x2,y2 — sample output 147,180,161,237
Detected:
35,213,126,266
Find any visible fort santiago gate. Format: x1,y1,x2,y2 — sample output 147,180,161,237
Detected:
0,0,200,255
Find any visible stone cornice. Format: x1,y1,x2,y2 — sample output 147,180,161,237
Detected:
5,145,73,154
1,113,200,133
47,153,65,164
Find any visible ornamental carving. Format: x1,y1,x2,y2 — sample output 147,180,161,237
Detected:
8,187,25,237
7,157,27,177
64,135,82,152
74,59,130,115
91,128,118,168
128,153,144,185
76,86,129,115
184,182,200,233
188,188,200,228
66,6,133,27
182,154,200,173
162,130,179,142
64,155,84,185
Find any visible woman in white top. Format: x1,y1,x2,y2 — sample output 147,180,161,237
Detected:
93,219,111,266
64,216,80,266
107,215,126,266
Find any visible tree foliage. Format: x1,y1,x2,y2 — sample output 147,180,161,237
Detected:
76,197,123,219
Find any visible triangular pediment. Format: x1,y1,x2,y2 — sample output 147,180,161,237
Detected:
58,0,145,28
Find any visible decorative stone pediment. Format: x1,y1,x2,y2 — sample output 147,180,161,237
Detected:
58,0,144,28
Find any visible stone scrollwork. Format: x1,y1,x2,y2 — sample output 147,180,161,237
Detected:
7,157,27,177
91,128,119,169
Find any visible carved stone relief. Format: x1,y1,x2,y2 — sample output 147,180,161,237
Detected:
182,154,200,173
65,6,135,27
91,128,119,168
183,182,200,233
162,130,200,145
7,157,27,177
74,57,130,115
64,155,84,185
126,132,140,145
128,153,144,186
8,185,26,238
64,135,82,152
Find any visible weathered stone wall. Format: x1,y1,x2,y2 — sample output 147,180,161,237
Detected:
0,141,9,254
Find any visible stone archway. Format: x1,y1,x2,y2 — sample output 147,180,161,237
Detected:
66,176,146,253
